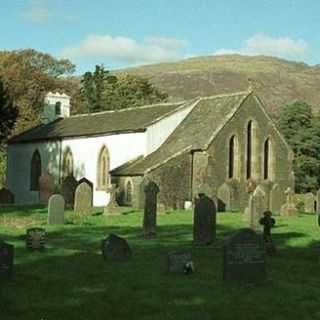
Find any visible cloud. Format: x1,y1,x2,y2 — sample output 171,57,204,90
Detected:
60,35,188,65
214,34,308,61
23,0,51,23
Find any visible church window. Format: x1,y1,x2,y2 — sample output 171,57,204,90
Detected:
264,138,271,180
30,150,42,190
246,121,252,179
97,146,110,190
228,135,235,178
55,101,61,116
62,148,74,178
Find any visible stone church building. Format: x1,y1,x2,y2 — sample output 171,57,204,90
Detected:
7,90,294,213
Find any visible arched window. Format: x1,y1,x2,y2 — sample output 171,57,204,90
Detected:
125,179,133,205
55,101,62,116
246,121,252,179
97,146,110,190
229,135,235,178
62,148,74,178
30,150,41,190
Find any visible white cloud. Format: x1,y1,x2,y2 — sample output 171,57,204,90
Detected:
214,34,308,61
23,0,51,23
60,35,188,65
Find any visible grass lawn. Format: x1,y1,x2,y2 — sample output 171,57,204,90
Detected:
0,206,320,320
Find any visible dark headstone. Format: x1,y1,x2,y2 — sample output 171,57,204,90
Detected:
39,172,55,204
26,228,46,250
0,188,14,204
193,193,216,245
167,251,193,273
259,211,276,255
101,234,132,261
223,228,266,282
0,241,14,279
143,180,160,238
61,175,78,208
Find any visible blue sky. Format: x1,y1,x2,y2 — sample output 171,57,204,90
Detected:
1,0,319,73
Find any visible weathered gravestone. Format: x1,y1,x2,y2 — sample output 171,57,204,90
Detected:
104,184,120,215
167,251,193,273
39,172,55,204
304,192,315,213
101,234,132,261
61,175,78,208
217,183,232,212
0,240,14,280
280,187,298,216
193,193,216,245
0,188,14,204
143,180,160,238
48,194,65,225
74,179,93,216
269,184,282,214
26,228,46,250
223,228,266,282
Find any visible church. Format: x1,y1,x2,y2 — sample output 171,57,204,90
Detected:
7,90,294,213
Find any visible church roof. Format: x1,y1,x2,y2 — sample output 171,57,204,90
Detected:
111,91,251,176
9,101,189,143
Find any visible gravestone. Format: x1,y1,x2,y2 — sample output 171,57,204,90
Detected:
304,192,315,213
104,184,120,215
259,211,276,255
61,175,78,208
167,251,193,273
39,172,55,204
143,180,160,238
26,228,46,250
101,234,132,261
217,183,232,211
0,188,14,204
48,194,65,225
249,186,267,231
269,184,281,214
74,179,93,216
193,193,216,245
280,187,298,216
223,228,266,282
0,240,14,280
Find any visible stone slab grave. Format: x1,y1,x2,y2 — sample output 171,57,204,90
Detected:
223,228,266,282
101,234,132,261
39,172,54,204
61,175,78,208
0,188,14,204
48,194,65,225
143,180,160,238
26,228,46,250
167,251,193,273
304,192,315,213
193,193,216,245
74,178,93,216
0,240,14,280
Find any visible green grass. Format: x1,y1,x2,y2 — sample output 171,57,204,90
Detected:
0,206,320,320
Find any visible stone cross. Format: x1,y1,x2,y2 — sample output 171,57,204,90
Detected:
74,179,93,216
280,187,298,216
193,193,216,245
143,180,160,238
104,184,120,215
48,194,65,225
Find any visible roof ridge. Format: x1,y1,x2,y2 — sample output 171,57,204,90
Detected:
69,100,187,118
200,90,252,101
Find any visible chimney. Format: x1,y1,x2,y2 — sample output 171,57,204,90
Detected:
41,92,71,124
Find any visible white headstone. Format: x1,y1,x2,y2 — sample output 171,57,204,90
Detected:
48,194,65,225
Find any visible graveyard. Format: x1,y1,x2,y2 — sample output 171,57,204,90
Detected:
0,205,320,320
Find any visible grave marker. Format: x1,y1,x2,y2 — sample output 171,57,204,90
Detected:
0,241,14,280
48,194,65,225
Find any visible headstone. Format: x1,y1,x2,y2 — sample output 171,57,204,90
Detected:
101,234,132,261
0,240,14,280
61,175,78,208
74,179,93,216
304,192,315,213
26,228,46,250
48,194,65,225
280,187,298,216
193,193,216,245
249,186,267,231
223,228,266,282
39,172,55,204
184,201,192,210
104,184,120,215
167,251,193,273
0,188,14,204
269,184,281,214
143,180,160,238
217,183,232,211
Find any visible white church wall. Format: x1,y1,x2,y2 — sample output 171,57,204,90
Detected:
62,132,146,206
146,102,196,154
7,141,61,204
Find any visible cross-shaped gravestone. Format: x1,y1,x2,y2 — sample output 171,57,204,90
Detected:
280,187,298,216
104,184,120,215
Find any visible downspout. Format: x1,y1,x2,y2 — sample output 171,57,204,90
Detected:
58,138,63,184
190,151,194,201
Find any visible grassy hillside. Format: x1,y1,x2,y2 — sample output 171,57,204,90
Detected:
118,54,320,114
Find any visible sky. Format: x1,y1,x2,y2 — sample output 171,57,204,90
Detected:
1,0,319,74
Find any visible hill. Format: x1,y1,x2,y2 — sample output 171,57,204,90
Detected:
118,54,320,114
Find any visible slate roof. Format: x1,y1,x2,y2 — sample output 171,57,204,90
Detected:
9,101,188,143
111,91,251,176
